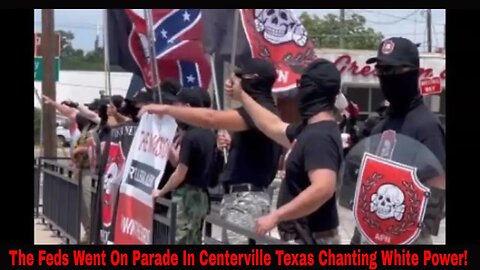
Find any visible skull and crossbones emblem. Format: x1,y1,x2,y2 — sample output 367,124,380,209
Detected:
254,9,308,47
370,184,405,221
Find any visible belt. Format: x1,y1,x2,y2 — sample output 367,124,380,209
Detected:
281,228,338,241
224,183,265,194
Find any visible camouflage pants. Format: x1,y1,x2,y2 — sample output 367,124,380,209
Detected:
352,227,433,245
171,185,209,244
220,191,271,244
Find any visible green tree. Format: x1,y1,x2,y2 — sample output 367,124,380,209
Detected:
300,12,384,50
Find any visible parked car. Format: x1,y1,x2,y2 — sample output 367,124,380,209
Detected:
56,120,72,147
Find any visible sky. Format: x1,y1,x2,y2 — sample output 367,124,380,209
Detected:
33,9,445,53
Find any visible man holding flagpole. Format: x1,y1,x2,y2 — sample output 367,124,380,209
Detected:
139,58,283,244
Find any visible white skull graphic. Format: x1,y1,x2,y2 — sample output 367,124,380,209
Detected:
254,9,308,46
370,184,405,221
104,162,119,196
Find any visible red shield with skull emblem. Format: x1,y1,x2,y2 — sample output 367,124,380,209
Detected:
102,143,126,228
240,9,317,95
353,153,430,244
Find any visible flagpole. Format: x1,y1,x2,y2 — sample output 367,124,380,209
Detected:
103,9,112,96
210,53,228,163
227,9,240,109
144,9,163,104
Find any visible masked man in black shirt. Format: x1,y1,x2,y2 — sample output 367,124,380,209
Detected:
227,59,344,244
151,88,216,244
350,37,446,245
139,58,282,244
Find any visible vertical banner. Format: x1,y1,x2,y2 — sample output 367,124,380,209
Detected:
99,122,138,244
114,114,177,244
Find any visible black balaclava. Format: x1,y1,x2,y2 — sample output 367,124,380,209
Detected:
379,69,421,115
236,58,277,105
296,59,341,123
175,87,204,130
200,90,212,108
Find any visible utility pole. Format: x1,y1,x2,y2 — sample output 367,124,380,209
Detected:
339,9,345,49
444,23,446,53
41,9,57,158
426,9,432,52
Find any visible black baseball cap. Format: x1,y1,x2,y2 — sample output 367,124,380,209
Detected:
366,37,420,68
176,87,204,108
132,91,154,105
235,58,278,82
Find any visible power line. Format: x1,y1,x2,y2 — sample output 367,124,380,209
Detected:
356,9,444,26
355,9,420,25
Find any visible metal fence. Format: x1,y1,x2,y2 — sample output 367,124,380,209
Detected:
34,157,288,245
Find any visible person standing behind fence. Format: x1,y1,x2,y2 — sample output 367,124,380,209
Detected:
226,59,344,244
70,114,97,244
139,58,282,244
148,88,216,244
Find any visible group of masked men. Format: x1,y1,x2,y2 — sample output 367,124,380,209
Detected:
44,36,445,245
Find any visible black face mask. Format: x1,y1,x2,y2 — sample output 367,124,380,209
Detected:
296,76,337,123
240,77,275,105
379,69,421,114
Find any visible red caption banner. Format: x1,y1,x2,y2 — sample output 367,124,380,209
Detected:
8,248,469,269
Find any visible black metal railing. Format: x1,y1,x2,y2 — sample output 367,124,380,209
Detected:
40,159,81,244
153,197,177,244
35,158,285,245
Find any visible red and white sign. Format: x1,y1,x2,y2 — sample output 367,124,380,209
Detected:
34,32,61,57
420,77,442,95
315,50,446,87
353,153,430,245
114,114,177,244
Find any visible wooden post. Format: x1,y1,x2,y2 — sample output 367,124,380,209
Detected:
41,9,57,157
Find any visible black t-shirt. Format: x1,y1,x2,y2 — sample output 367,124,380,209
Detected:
277,121,343,233
178,126,217,189
372,102,446,170
219,106,282,188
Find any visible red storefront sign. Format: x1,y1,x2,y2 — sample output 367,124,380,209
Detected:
333,54,446,80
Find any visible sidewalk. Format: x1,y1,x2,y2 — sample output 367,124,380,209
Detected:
34,218,64,245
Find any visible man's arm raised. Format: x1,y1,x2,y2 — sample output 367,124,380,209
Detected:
139,105,249,132
226,78,291,148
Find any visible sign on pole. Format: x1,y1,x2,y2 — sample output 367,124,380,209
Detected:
34,32,61,57
420,77,443,96
34,57,60,81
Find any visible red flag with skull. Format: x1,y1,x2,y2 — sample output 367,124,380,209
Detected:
353,151,431,245
239,9,317,96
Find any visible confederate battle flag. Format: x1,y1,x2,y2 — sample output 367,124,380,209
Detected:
108,9,211,90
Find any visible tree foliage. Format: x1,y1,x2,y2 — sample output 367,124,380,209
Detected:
299,12,384,50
